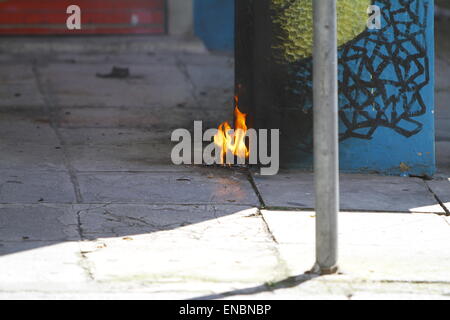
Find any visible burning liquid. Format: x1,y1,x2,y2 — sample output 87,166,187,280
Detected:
213,96,249,164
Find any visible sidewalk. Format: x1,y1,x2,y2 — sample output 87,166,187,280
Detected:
0,35,449,299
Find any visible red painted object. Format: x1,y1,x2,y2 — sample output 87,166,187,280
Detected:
0,0,166,35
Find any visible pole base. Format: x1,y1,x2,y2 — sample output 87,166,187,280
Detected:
309,263,339,275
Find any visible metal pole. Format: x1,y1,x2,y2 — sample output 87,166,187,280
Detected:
312,0,339,274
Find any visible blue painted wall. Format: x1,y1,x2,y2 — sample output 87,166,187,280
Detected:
202,0,435,176
194,0,234,52
284,0,436,175
338,0,435,175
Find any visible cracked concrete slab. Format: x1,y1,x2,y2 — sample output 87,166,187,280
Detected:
0,143,67,171
0,241,88,288
253,171,444,213
59,127,168,146
197,274,450,300
79,207,287,285
0,36,207,55
0,204,79,241
426,176,450,212
66,144,175,171
37,63,194,109
77,204,253,240
0,113,59,145
261,210,450,283
49,52,178,66
56,106,222,131
77,168,260,205
59,128,182,170
0,64,46,109
0,170,76,203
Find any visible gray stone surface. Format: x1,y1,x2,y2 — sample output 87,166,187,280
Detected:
262,210,450,283
80,207,285,285
254,171,444,213
0,143,66,171
0,65,46,109
427,177,450,212
39,63,194,109
66,144,174,171
77,168,259,205
0,241,89,288
0,170,76,204
0,114,59,145
0,36,206,55
77,204,252,239
0,204,79,241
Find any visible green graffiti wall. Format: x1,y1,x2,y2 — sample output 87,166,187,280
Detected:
271,0,370,62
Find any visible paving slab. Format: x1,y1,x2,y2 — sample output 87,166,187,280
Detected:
178,52,234,68
77,168,260,205
0,204,79,241
57,106,220,131
0,36,206,55
0,113,59,145
261,210,450,283
0,241,89,289
66,143,175,171
51,52,178,66
80,207,286,285
0,143,66,171
254,171,444,213
78,204,252,240
59,127,167,146
427,177,450,212
38,63,194,109
59,125,179,169
198,275,450,300
0,170,76,204
182,58,234,124
60,128,185,169
0,64,45,109
186,65,233,92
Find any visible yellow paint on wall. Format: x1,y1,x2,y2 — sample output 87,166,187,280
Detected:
272,0,371,62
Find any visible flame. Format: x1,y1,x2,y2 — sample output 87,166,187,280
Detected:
214,96,249,164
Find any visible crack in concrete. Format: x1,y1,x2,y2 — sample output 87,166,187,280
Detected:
31,62,83,204
244,170,289,275
423,180,450,216
211,205,222,224
244,169,283,248
175,56,202,108
32,61,97,281
74,203,114,280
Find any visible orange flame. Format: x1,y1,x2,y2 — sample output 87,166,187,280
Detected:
214,96,249,164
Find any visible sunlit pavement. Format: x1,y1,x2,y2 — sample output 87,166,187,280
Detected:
0,36,449,299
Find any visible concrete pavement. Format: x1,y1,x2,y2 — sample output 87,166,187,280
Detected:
0,36,449,299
